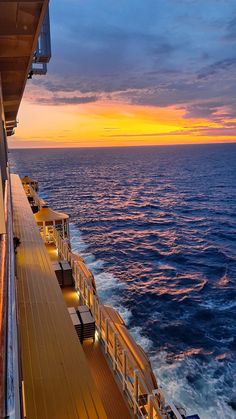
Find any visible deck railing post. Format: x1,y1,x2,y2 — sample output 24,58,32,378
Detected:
91,295,95,317
64,243,67,260
87,282,90,304
87,283,90,307
78,270,81,296
85,282,88,305
74,263,77,289
85,283,89,305
74,263,77,284
83,277,86,302
57,236,59,250
112,332,117,371
57,234,60,253
89,287,93,309
71,254,74,271
59,240,62,258
122,349,127,391
93,297,96,320
134,370,139,415
148,395,154,419
59,235,62,254
105,318,108,354
98,306,102,339
78,271,81,294
73,255,76,270
80,274,84,302
80,273,83,296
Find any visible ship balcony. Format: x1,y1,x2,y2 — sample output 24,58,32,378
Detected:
30,8,51,76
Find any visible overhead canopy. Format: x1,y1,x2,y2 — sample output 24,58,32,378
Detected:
21,175,37,184
34,206,69,224
0,0,49,135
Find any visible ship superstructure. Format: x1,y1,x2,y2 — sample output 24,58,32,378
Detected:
0,2,199,418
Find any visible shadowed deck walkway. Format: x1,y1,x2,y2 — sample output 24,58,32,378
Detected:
62,285,131,419
11,174,107,419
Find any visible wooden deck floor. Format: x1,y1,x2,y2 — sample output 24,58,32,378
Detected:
61,285,131,419
62,287,80,307
45,242,59,261
83,341,132,419
11,174,107,419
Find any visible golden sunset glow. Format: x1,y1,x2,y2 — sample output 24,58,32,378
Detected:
9,99,235,148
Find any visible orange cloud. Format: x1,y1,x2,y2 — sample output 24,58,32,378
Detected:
8,97,236,148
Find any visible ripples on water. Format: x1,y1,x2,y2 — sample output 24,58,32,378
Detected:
10,144,236,418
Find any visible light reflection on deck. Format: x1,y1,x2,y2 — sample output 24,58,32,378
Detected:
61,283,131,419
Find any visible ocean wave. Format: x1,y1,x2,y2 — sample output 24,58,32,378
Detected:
215,273,230,288
150,350,236,419
129,326,152,352
69,222,135,327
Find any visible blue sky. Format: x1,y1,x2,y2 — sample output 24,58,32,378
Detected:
43,0,236,119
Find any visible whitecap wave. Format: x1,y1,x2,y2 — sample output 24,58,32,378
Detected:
70,224,89,253
94,271,125,294
129,326,152,352
150,351,236,419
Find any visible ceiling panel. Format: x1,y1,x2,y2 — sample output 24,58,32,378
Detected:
0,1,49,135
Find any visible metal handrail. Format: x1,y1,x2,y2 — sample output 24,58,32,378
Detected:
0,178,21,419
0,186,7,418
5,177,21,419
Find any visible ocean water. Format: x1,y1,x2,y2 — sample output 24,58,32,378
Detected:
10,144,236,418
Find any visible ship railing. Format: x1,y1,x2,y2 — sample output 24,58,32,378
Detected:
53,229,183,419
92,299,165,419
0,181,7,418
0,176,21,419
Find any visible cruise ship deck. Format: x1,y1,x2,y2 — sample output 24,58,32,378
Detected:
11,174,108,419
45,238,131,418
62,287,131,419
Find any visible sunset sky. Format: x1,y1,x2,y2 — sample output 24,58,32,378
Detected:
9,0,236,148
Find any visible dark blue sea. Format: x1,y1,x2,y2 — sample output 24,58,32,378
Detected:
10,144,236,418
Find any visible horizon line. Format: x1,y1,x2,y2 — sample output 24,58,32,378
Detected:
8,140,236,150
